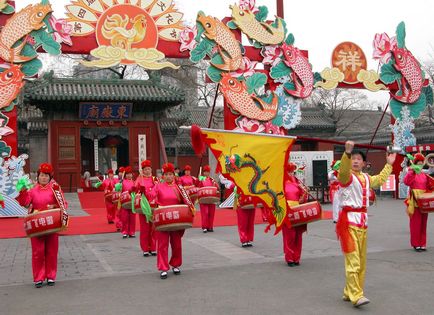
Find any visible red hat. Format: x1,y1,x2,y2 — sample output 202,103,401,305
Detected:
414,153,425,164
141,160,152,169
286,162,297,173
124,166,133,174
162,162,175,174
38,163,53,175
119,167,125,173
203,165,211,172
107,169,114,175
184,164,192,171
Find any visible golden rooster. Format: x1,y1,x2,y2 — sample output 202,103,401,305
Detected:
101,14,147,50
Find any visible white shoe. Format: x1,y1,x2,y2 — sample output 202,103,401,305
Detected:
354,297,370,307
342,295,350,302
160,271,168,279
143,252,150,257
172,267,181,275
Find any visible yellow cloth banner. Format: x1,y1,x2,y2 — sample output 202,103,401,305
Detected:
198,128,295,229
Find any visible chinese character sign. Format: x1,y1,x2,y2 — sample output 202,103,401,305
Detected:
380,175,396,192
79,103,132,120
331,42,367,84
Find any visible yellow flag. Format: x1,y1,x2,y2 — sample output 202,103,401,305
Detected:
191,127,295,230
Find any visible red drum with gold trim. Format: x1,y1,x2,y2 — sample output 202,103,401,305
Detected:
238,195,263,210
112,192,121,204
153,204,194,231
186,186,199,202
198,186,220,204
24,208,69,238
417,191,434,213
120,192,141,210
369,188,376,206
287,201,322,227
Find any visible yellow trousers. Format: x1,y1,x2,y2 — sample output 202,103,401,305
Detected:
343,226,367,304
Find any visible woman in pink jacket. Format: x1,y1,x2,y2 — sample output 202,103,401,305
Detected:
197,165,219,233
120,166,137,238
404,153,432,251
154,163,188,279
135,160,157,256
282,162,307,266
17,163,68,288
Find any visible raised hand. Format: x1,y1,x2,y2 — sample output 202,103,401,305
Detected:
386,152,397,166
345,141,355,154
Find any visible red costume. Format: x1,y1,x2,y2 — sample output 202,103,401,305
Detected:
236,206,257,245
282,166,307,265
120,166,136,237
198,166,219,231
17,163,68,285
154,163,186,274
403,153,432,250
135,160,157,255
102,169,119,224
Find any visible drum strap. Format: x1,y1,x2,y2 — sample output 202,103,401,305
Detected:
176,184,196,215
50,181,69,227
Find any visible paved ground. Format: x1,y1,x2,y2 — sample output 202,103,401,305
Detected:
0,198,433,314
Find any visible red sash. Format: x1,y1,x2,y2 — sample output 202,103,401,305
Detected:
50,180,69,228
336,206,367,254
176,184,196,215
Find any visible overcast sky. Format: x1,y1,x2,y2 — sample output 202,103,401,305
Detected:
17,0,434,104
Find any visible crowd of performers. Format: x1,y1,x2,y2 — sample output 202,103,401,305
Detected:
16,141,434,308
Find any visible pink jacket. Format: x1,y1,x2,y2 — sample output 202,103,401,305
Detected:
122,179,135,193
284,176,303,202
154,182,182,206
17,182,68,212
404,169,430,190
135,176,157,199
179,175,197,187
198,177,218,188
102,177,118,192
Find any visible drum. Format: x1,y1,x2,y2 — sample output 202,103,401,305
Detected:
112,191,121,204
186,186,199,202
238,195,263,210
287,201,322,227
24,208,69,238
120,192,141,210
153,204,194,231
198,186,220,204
417,191,434,213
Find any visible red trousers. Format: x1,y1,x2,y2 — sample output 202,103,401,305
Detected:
139,214,156,252
120,208,136,236
31,233,59,282
282,224,306,263
236,207,256,243
156,230,185,271
105,200,116,223
115,207,122,230
410,207,428,248
200,204,216,230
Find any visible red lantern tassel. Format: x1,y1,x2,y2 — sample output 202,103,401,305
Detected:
191,124,206,156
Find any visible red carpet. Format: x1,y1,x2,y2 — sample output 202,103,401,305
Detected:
0,192,332,239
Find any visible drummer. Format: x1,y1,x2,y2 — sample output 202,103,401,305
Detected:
282,162,308,267
120,166,137,239
403,153,433,251
16,163,68,288
102,169,118,224
179,164,198,203
197,165,219,233
135,160,158,256
154,163,188,279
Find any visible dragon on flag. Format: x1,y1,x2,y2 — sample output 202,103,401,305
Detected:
190,125,295,233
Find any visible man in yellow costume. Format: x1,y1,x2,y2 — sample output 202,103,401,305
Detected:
336,141,396,307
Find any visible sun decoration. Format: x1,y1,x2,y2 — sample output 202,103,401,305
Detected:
65,0,184,70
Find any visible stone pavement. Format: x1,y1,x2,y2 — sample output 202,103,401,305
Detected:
0,199,433,314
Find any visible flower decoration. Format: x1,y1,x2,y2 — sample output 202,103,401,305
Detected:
372,33,397,64
234,117,265,133
179,25,198,52
239,0,259,13
231,57,257,78
48,16,73,46
261,45,283,66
